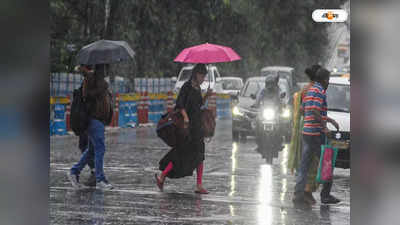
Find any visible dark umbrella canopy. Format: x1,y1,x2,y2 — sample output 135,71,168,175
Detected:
76,40,135,65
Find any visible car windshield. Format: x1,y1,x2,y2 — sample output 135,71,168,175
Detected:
243,81,264,97
278,71,291,80
326,84,350,112
261,70,274,77
221,79,242,90
179,69,211,82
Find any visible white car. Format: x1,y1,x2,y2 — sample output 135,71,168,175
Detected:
326,76,350,168
214,77,243,96
173,64,221,93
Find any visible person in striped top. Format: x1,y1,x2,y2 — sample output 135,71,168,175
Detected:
293,67,341,206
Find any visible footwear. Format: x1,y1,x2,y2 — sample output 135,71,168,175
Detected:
194,188,209,194
155,174,164,192
292,194,311,209
83,173,96,187
321,195,341,204
292,194,305,204
304,192,317,205
67,172,83,189
97,180,113,190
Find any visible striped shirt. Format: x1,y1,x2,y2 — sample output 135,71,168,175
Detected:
302,82,327,136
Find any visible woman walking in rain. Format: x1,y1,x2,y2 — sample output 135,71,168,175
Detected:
155,63,211,194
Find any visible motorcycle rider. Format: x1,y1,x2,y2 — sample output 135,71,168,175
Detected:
253,74,284,159
253,74,282,109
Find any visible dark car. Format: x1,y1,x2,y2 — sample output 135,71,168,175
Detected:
232,77,292,141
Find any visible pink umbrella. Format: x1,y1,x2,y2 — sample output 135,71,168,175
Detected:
174,43,241,63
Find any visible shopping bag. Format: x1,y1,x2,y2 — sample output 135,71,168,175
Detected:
316,138,339,183
200,98,216,138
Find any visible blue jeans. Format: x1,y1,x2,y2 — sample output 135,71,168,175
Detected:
294,134,332,198
79,133,95,170
71,119,107,182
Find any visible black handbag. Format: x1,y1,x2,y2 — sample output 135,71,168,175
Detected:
156,110,187,147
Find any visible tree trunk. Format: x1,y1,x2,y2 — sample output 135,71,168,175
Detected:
104,0,110,38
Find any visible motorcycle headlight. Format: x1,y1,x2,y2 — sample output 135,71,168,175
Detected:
282,108,291,118
232,106,243,116
263,108,275,120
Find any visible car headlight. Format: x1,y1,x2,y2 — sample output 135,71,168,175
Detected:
282,108,291,118
232,106,244,116
263,108,275,120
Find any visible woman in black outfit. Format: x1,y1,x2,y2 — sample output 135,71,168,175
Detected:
155,64,211,194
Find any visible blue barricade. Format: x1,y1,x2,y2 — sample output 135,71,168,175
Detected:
156,99,165,122
119,101,138,127
127,101,138,126
53,104,67,135
216,96,232,119
148,99,157,123
118,101,128,127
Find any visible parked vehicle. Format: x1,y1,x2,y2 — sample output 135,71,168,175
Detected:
326,76,350,168
214,77,244,97
173,64,221,93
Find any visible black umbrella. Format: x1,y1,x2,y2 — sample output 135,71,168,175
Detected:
76,40,135,65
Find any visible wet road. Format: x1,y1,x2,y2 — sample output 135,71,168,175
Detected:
50,120,350,225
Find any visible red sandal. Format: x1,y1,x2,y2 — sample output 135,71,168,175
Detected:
155,174,164,192
195,188,209,194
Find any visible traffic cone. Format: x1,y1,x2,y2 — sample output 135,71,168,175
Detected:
143,91,149,123
137,92,144,124
112,93,120,127
167,91,174,113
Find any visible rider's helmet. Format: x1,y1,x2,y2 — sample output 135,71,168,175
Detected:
264,74,279,91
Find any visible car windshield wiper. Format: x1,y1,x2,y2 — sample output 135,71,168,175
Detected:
328,108,350,113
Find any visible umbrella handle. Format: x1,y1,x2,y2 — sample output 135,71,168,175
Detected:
207,65,211,90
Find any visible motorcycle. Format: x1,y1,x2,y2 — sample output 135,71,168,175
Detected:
253,93,289,164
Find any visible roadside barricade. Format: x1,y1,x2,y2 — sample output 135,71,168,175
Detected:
53,103,67,135
216,94,232,119
148,93,167,123
119,93,140,127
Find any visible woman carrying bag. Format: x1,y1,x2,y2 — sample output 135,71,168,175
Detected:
155,64,211,194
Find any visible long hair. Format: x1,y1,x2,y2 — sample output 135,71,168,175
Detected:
190,64,207,82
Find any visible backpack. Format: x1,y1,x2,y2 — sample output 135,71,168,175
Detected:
70,87,89,136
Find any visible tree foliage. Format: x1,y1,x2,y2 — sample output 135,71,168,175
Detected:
51,0,346,81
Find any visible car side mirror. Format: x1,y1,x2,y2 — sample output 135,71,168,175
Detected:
250,94,256,100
